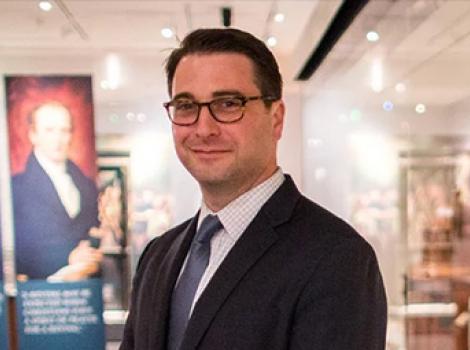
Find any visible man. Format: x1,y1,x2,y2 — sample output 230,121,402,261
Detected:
12,102,102,281
121,28,387,350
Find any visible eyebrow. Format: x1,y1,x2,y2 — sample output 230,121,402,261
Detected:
212,90,244,97
172,92,195,100
172,90,245,101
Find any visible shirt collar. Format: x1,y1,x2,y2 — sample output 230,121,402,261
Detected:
199,168,285,241
34,150,67,176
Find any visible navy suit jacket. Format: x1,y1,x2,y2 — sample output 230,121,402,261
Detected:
12,153,99,279
121,176,387,349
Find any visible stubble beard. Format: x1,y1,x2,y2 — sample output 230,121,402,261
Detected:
185,155,241,192
184,151,272,209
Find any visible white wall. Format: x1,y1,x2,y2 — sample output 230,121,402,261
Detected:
278,89,303,188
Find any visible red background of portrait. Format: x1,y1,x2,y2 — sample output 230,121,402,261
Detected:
6,76,97,179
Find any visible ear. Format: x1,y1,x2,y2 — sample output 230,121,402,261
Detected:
271,100,285,141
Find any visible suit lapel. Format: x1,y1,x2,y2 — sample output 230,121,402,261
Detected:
26,154,71,219
181,176,301,350
146,214,199,349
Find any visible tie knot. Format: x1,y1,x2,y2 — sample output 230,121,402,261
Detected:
196,214,222,243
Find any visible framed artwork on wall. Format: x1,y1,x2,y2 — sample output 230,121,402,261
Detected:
97,153,130,311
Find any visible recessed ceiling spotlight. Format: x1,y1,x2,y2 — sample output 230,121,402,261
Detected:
366,31,380,42
274,13,285,23
137,113,147,123
266,36,277,47
161,27,174,39
415,103,426,114
383,100,394,112
38,1,53,12
395,82,406,93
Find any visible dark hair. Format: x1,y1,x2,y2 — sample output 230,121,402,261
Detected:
165,28,283,104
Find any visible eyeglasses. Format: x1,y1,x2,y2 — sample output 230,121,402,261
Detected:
163,95,278,126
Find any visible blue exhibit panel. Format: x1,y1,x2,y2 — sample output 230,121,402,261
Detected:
16,279,105,350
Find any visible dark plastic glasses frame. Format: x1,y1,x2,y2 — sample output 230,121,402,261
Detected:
163,95,278,126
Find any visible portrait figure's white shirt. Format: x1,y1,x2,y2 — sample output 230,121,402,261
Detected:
35,150,81,218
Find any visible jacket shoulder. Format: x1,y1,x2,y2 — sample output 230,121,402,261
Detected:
294,195,374,252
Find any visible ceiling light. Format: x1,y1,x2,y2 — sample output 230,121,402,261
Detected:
415,103,426,114
395,82,406,93
366,31,380,42
38,1,52,12
383,101,394,112
161,27,174,39
266,36,277,47
105,53,121,90
137,113,147,123
274,13,285,23
370,59,383,92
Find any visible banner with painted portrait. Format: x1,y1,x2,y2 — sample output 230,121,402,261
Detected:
5,75,105,350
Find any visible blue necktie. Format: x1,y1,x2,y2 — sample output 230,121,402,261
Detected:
168,214,222,350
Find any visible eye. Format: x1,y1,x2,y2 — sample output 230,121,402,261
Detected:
173,100,196,111
214,97,243,110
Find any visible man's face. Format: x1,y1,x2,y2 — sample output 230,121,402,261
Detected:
171,53,284,193
29,104,72,164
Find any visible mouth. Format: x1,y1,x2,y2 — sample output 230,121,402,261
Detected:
193,149,228,154
190,148,230,158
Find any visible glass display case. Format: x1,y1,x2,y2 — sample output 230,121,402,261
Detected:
400,137,470,350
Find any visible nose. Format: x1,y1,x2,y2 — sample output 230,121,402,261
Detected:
194,105,220,137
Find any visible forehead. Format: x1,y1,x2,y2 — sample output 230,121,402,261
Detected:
172,53,258,95
33,105,72,127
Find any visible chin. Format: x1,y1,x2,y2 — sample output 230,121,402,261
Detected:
190,169,231,186
184,158,228,180
193,173,226,185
